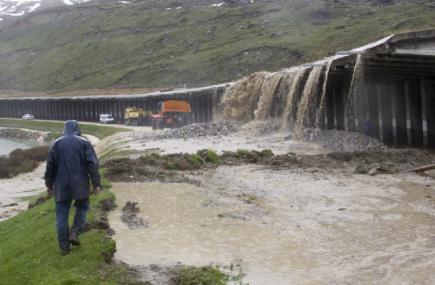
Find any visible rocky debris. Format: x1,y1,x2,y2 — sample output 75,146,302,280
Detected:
99,197,116,211
157,122,240,139
295,128,386,152
2,202,18,207
121,201,148,229
0,128,47,142
217,212,248,221
105,147,433,182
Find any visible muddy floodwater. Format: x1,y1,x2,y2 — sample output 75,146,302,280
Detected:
109,166,435,285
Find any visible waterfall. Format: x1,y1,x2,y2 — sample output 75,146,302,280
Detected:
294,66,323,137
220,72,269,122
254,72,284,120
315,60,333,129
280,67,306,130
345,54,364,131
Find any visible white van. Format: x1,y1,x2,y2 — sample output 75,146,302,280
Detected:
99,114,114,124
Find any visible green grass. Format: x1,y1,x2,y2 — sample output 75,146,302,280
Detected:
0,0,434,92
173,266,228,285
0,119,130,139
0,191,134,285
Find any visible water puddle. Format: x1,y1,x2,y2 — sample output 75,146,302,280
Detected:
109,167,435,284
109,182,315,284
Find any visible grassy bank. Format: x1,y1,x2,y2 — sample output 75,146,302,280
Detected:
0,190,137,285
0,119,129,140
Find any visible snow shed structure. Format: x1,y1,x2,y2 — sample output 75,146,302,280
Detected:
320,29,435,147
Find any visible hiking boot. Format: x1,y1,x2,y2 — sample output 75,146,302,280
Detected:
60,247,70,256
69,232,81,246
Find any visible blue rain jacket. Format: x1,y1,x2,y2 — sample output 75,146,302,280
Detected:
44,120,101,202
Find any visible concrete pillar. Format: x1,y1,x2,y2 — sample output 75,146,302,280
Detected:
404,81,412,145
421,79,429,147
392,82,407,145
390,84,398,145
376,84,384,141
363,82,377,139
409,80,423,146
426,81,435,147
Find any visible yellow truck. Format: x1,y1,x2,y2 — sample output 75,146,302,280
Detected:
124,107,152,126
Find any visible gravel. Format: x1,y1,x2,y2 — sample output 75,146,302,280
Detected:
157,121,240,139
295,128,387,152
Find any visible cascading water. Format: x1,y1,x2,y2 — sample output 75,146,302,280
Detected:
345,54,364,131
294,66,324,137
315,60,333,129
220,72,269,122
281,67,306,130
254,72,285,120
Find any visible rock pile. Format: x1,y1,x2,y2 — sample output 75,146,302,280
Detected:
296,128,386,152
157,122,239,139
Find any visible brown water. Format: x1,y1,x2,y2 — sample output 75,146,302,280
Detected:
315,60,332,128
294,66,323,136
281,67,306,130
254,72,284,120
109,166,435,285
109,183,315,285
345,54,364,131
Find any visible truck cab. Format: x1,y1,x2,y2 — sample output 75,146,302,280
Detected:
151,100,192,130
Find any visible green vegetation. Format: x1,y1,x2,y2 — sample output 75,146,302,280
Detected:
0,119,129,139
236,149,250,159
0,146,49,178
1,0,434,92
260,149,274,158
197,149,221,165
0,191,137,285
173,266,228,285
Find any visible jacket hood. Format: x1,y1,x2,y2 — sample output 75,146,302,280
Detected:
63,120,81,136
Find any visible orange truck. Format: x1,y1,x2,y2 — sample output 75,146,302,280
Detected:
151,100,192,130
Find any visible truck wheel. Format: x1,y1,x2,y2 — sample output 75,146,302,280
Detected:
156,118,164,129
152,119,157,130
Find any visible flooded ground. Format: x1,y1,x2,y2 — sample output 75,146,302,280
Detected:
0,163,45,221
108,165,435,284
0,137,34,155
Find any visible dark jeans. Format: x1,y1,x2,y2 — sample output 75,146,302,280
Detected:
55,198,89,249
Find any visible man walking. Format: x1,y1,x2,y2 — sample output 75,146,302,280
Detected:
44,120,101,255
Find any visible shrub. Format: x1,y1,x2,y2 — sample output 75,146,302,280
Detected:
0,146,49,178
236,149,249,159
188,154,205,168
260,149,274,157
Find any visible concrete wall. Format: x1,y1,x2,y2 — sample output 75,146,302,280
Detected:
0,86,226,124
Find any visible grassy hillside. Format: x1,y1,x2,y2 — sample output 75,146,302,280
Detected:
0,0,434,93
0,119,130,139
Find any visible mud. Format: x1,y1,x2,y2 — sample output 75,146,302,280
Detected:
104,148,433,186
121,201,148,229
108,164,435,285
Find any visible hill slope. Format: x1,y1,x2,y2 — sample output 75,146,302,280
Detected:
0,0,434,93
